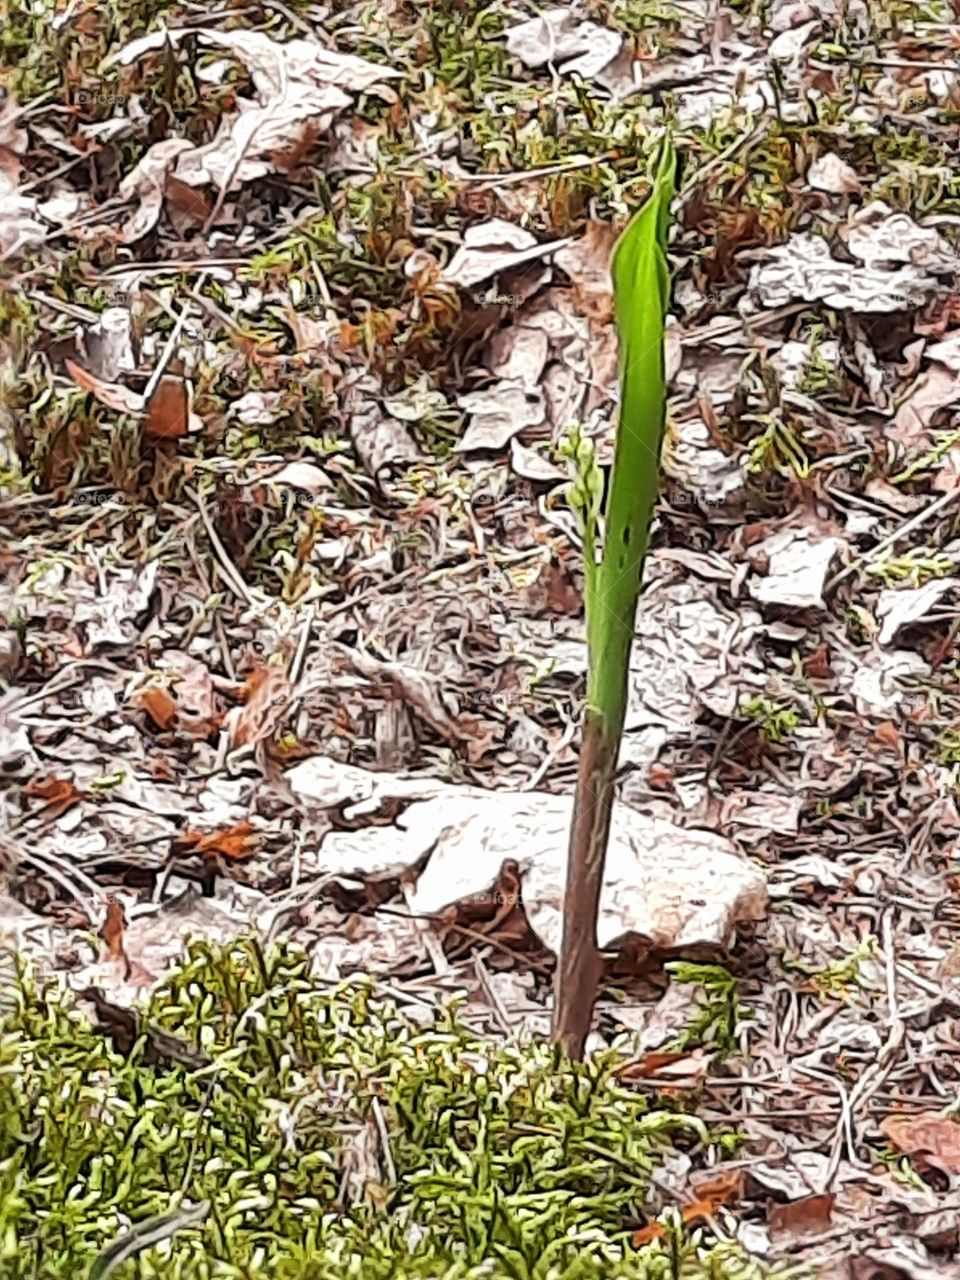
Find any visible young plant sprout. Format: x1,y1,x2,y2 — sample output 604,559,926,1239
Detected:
553,136,676,1060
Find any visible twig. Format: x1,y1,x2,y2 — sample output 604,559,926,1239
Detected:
371,1097,397,1186
401,882,451,976
187,485,259,607
472,952,513,1034
142,271,209,406
825,486,960,592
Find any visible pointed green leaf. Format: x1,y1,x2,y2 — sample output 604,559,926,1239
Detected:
587,135,675,729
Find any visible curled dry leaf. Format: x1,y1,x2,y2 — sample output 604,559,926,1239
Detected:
99,895,127,963
130,683,178,732
179,820,257,861
225,665,292,748
618,1050,709,1084
769,1192,835,1238
23,775,84,820
64,358,145,415
882,1113,960,1173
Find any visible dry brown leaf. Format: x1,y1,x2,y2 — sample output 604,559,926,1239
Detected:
226,665,292,748
769,1192,835,1238
552,220,617,323
632,1166,741,1245
619,1051,706,1082
871,720,902,751
24,775,84,819
632,1198,720,1246
181,820,257,861
131,683,178,731
164,173,215,234
691,1167,745,1204
803,644,833,680
100,895,127,961
163,651,221,738
64,358,145,414
882,1113,960,1173
145,374,193,440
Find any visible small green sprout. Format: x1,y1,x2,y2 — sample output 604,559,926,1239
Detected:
738,696,800,745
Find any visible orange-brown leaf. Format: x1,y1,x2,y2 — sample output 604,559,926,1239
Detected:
100,895,127,961
181,820,256,861
145,374,192,440
882,1113,960,1173
131,683,178,731
769,1192,835,1238
621,1051,686,1077
24,775,83,819
631,1166,741,1247
690,1167,745,1205
632,1198,719,1247
226,665,291,748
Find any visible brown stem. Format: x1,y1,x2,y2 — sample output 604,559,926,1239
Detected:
552,709,620,1060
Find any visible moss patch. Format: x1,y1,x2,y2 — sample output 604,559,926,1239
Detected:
1,937,781,1279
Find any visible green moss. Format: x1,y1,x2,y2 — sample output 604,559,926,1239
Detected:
1,937,783,1279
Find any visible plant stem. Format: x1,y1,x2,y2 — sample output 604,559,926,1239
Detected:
552,709,618,1059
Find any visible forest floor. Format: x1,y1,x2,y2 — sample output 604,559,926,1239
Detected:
3,0,960,1275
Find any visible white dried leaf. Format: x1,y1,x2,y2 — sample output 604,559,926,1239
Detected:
441,220,571,290
510,439,565,482
505,9,621,77
748,531,843,610
846,203,960,273
750,233,935,312
456,383,545,452
876,579,956,645
408,791,767,955
807,152,861,195
267,461,332,493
